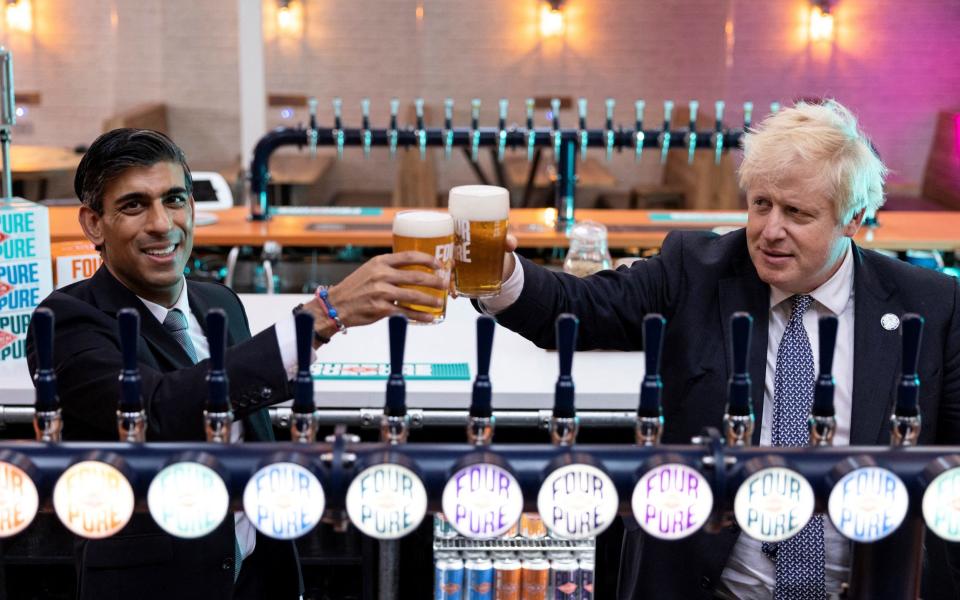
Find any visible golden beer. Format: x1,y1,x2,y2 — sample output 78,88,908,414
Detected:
392,211,454,323
449,185,510,298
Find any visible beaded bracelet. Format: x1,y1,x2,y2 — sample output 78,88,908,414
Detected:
315,285,347,334
291,304,332,346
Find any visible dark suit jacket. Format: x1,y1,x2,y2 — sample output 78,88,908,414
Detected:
26,266,302,600
494,229,960,599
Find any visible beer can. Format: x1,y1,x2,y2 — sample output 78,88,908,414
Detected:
520,512,547,540
435,552,465,600
549,552,580,599
500,519,519,538
435,513,459,539
578,551,595,600
520,552,549,600
465,552,494,600
492,552,521,600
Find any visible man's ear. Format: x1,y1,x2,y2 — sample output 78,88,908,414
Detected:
842,208,866,237
78,205,105,248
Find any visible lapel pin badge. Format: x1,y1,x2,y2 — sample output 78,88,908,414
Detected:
881,313,900,331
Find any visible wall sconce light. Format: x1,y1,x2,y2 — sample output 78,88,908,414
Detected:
540,0,565,38
5,0,32,34
277,0,303,37
809,0,835,42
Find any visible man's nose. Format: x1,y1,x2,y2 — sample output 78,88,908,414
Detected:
761,210,786,240
143,201,173,234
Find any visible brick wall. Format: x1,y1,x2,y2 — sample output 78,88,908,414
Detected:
4,0,959,200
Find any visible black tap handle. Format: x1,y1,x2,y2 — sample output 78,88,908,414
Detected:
896,313,924,416
554,313,579,419
385,315,407,417
727,312,753,416
638,314,666,417
812,315,839,417
292,311,316,415
471,316,496,418
32,307,58,412
117,308,142,412
205,309,230,413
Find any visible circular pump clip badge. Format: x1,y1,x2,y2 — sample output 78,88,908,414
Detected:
53,460,135,539
243,460,325,540
441,462,523,539
346,463,428,540
632,463,713,540
828,466,908,543
537,463,618,540
147,461,229,539
922,463,960,541
0,454,39,537
734,466,815,542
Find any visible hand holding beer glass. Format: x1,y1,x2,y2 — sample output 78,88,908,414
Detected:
392,211,455,324
449,185,510,298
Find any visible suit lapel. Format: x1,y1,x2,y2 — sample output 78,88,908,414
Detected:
718,252,770,446
89,266,194,369
850,245,900,444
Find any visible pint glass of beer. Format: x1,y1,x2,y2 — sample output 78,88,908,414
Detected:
392,211,455,324
448,185,510,298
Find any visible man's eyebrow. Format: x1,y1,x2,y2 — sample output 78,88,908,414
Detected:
162,187,189,197
110,187,189,206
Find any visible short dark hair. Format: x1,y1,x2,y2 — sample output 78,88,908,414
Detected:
74,128,193,214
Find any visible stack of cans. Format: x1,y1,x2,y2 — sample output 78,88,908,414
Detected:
434,549,595,599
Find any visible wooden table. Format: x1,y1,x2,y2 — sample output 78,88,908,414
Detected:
10,145,83,200
45,206,960,252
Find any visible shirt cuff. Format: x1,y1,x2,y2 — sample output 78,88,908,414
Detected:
478,253,524,315
276,312,317,379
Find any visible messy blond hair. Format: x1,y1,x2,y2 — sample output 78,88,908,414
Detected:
738,100,887,223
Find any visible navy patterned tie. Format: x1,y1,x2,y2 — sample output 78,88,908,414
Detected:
162,308,199,364
763,294,826,600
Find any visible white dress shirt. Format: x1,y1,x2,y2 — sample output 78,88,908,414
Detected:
484,246,856,598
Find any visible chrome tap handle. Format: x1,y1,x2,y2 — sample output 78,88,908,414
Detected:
443,98,454,159
415,97,426,160
891,314,924,446
809,315,839,446
634,100,646,162
659,100,674,165
360,97,372,158
713,100,725,165
636,314,666,446
551,97,562,158
388,97,400,159
723,312,755,447
470,98,482,162
525,98,536,161
604,98,615,161
468,316,497,445
382,315,410,444
31,307,62,442
117,309,146,442
332,97,344,159
770,101,781,114
577,98,588,161
497,98,509,162
743,101,754,130
307,96,319,157
686,100,699,165
291,311,318,443
204,308,233,443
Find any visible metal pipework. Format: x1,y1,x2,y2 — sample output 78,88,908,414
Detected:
604,98,616,161
31,307,61,442
116,309,146,443
443,98,454,159
577,98,589,161
712,101,725,165
551,97,562,158
891,314,924,447
497,98,509,162
634,100,646,162
307,97,319,157
723,312,755,447
332,97,344,159
388,97,400,159
686,100,699,165
415,97,426,160
809,316,839,447
659,100,674,165
470,98,482,162
525,98,536,161
360,97,372,158
0,47,15,199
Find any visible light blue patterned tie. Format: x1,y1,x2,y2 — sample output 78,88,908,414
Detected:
162,308,199,364
763,294,826,600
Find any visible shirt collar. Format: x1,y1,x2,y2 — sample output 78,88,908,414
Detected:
770,241,853,316
138,278,190,324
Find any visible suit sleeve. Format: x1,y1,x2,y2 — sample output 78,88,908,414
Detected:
937,277,960,443
27,293,292,441
493,231,687,351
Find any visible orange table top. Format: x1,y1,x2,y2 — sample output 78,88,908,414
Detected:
11,145,82,178
46,206,960,251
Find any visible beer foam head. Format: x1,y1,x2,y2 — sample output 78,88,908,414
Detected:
393,211,454,237
448,186,509,221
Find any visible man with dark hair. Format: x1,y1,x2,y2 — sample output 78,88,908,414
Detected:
27,128,446,599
